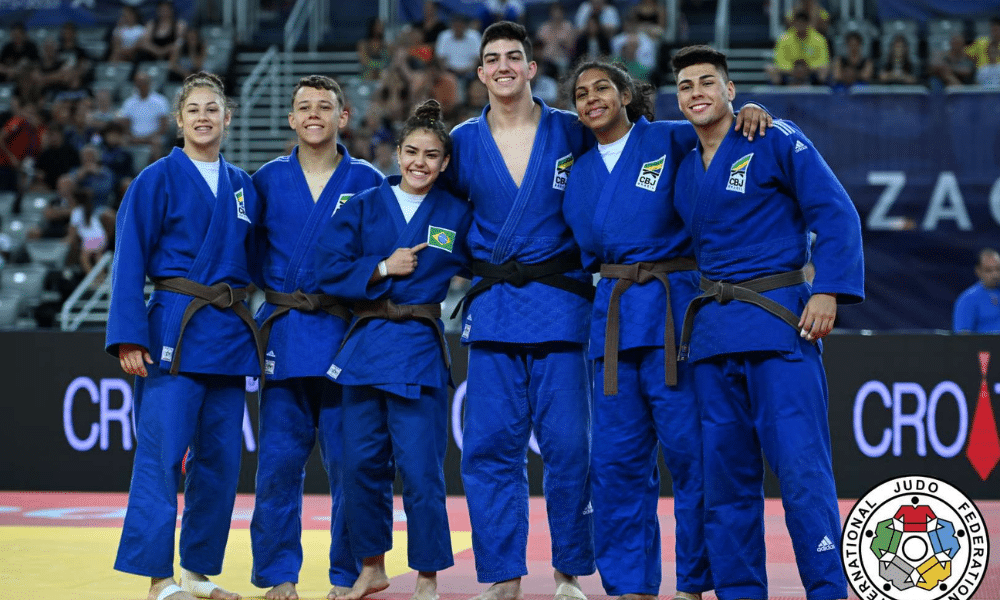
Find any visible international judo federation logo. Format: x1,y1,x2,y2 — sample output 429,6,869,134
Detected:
636,155,666,192
553,153,574,191
427,226,456,252
235,188,251,223
725,153,753,194
842,476,989,600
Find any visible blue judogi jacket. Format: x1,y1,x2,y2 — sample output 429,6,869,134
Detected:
106,147,261,375
252,144,384,379
315,178,473,398
445,98,595,345
564,117,700,359
674,118,864,362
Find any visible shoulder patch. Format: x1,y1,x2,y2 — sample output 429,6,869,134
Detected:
428,226,456,252
726,153,754,194
636,155,666,192
794,140,808,153
553,153,574,191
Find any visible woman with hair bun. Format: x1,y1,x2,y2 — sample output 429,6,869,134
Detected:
106,71,260,600
314,98,472,600
561,59,770,600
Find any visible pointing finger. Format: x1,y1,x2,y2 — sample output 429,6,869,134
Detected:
412,242,430,253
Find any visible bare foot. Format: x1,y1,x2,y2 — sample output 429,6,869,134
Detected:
469,578,522,600
338,556,390,600
328,585,351,600
411,571,439,600
265,582,298,600
180,569,241,600
671,593,702,600
148,578,196,600
553,572,586,600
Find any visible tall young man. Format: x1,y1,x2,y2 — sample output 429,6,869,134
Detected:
249,75,384,600
443,21,595,600
671,46,864,600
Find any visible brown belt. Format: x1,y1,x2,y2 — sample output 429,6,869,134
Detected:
599,257,698,395
343,298,450,369
153,277,264,377
678,269,808,362
258,289,351,354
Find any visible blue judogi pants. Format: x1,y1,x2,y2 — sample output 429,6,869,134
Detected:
341,384,453,572
250,377,358,588
693,343,848,600
115,365,244,578
461,342,595,583
592,347,712,595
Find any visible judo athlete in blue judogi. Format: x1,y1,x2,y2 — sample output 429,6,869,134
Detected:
563,61,708,600
441,22,595,600
314,100,472,600
563,60,771,600
248,76,384,600
670,47,864,600
106,73,258,600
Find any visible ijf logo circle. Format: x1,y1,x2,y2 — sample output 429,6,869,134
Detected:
841,476,990,600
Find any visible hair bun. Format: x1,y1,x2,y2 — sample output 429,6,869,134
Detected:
413,99,443,122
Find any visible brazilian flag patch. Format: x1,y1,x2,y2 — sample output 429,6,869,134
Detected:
428,226,456,252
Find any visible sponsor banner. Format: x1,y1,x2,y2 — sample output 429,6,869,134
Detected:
0,0,195,28
4,331,999,500
655,90,1000,331
828,334,1000,499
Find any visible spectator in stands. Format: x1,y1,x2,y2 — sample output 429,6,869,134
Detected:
878,35,920,85
770,10,829,85
357,17,391,81
416,0,449,45
28,173,76,240
0,22,40,86
536,2,576,72
67,187,108,274
965,16,1000,69
87,87,119,132
110,6,147,64
480,0,526,30
831,31,873,89
136,0,187,64
435,13,482,83
0,97,42,192
168,27,206,82
456,77,489,121
117,70,170,160
34,126,80,191
954,248,1000,333
612,17,657,80
574,0,621,38
414,57,460,120
54,22,95,97
35,37,69,100
72,144,115,210
573,14,612,63
371,131,400,177
630,0,666,39
968,17,1000,88
930,33,976,88
784,0,830,37
100,122,136,182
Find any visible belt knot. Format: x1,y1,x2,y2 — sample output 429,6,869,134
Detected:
209,283,238,308
291,290,321,311
713,282,736,304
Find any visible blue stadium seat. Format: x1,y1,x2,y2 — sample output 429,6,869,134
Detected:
25,239,70,269
0,265,48,313
0,291,21,328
